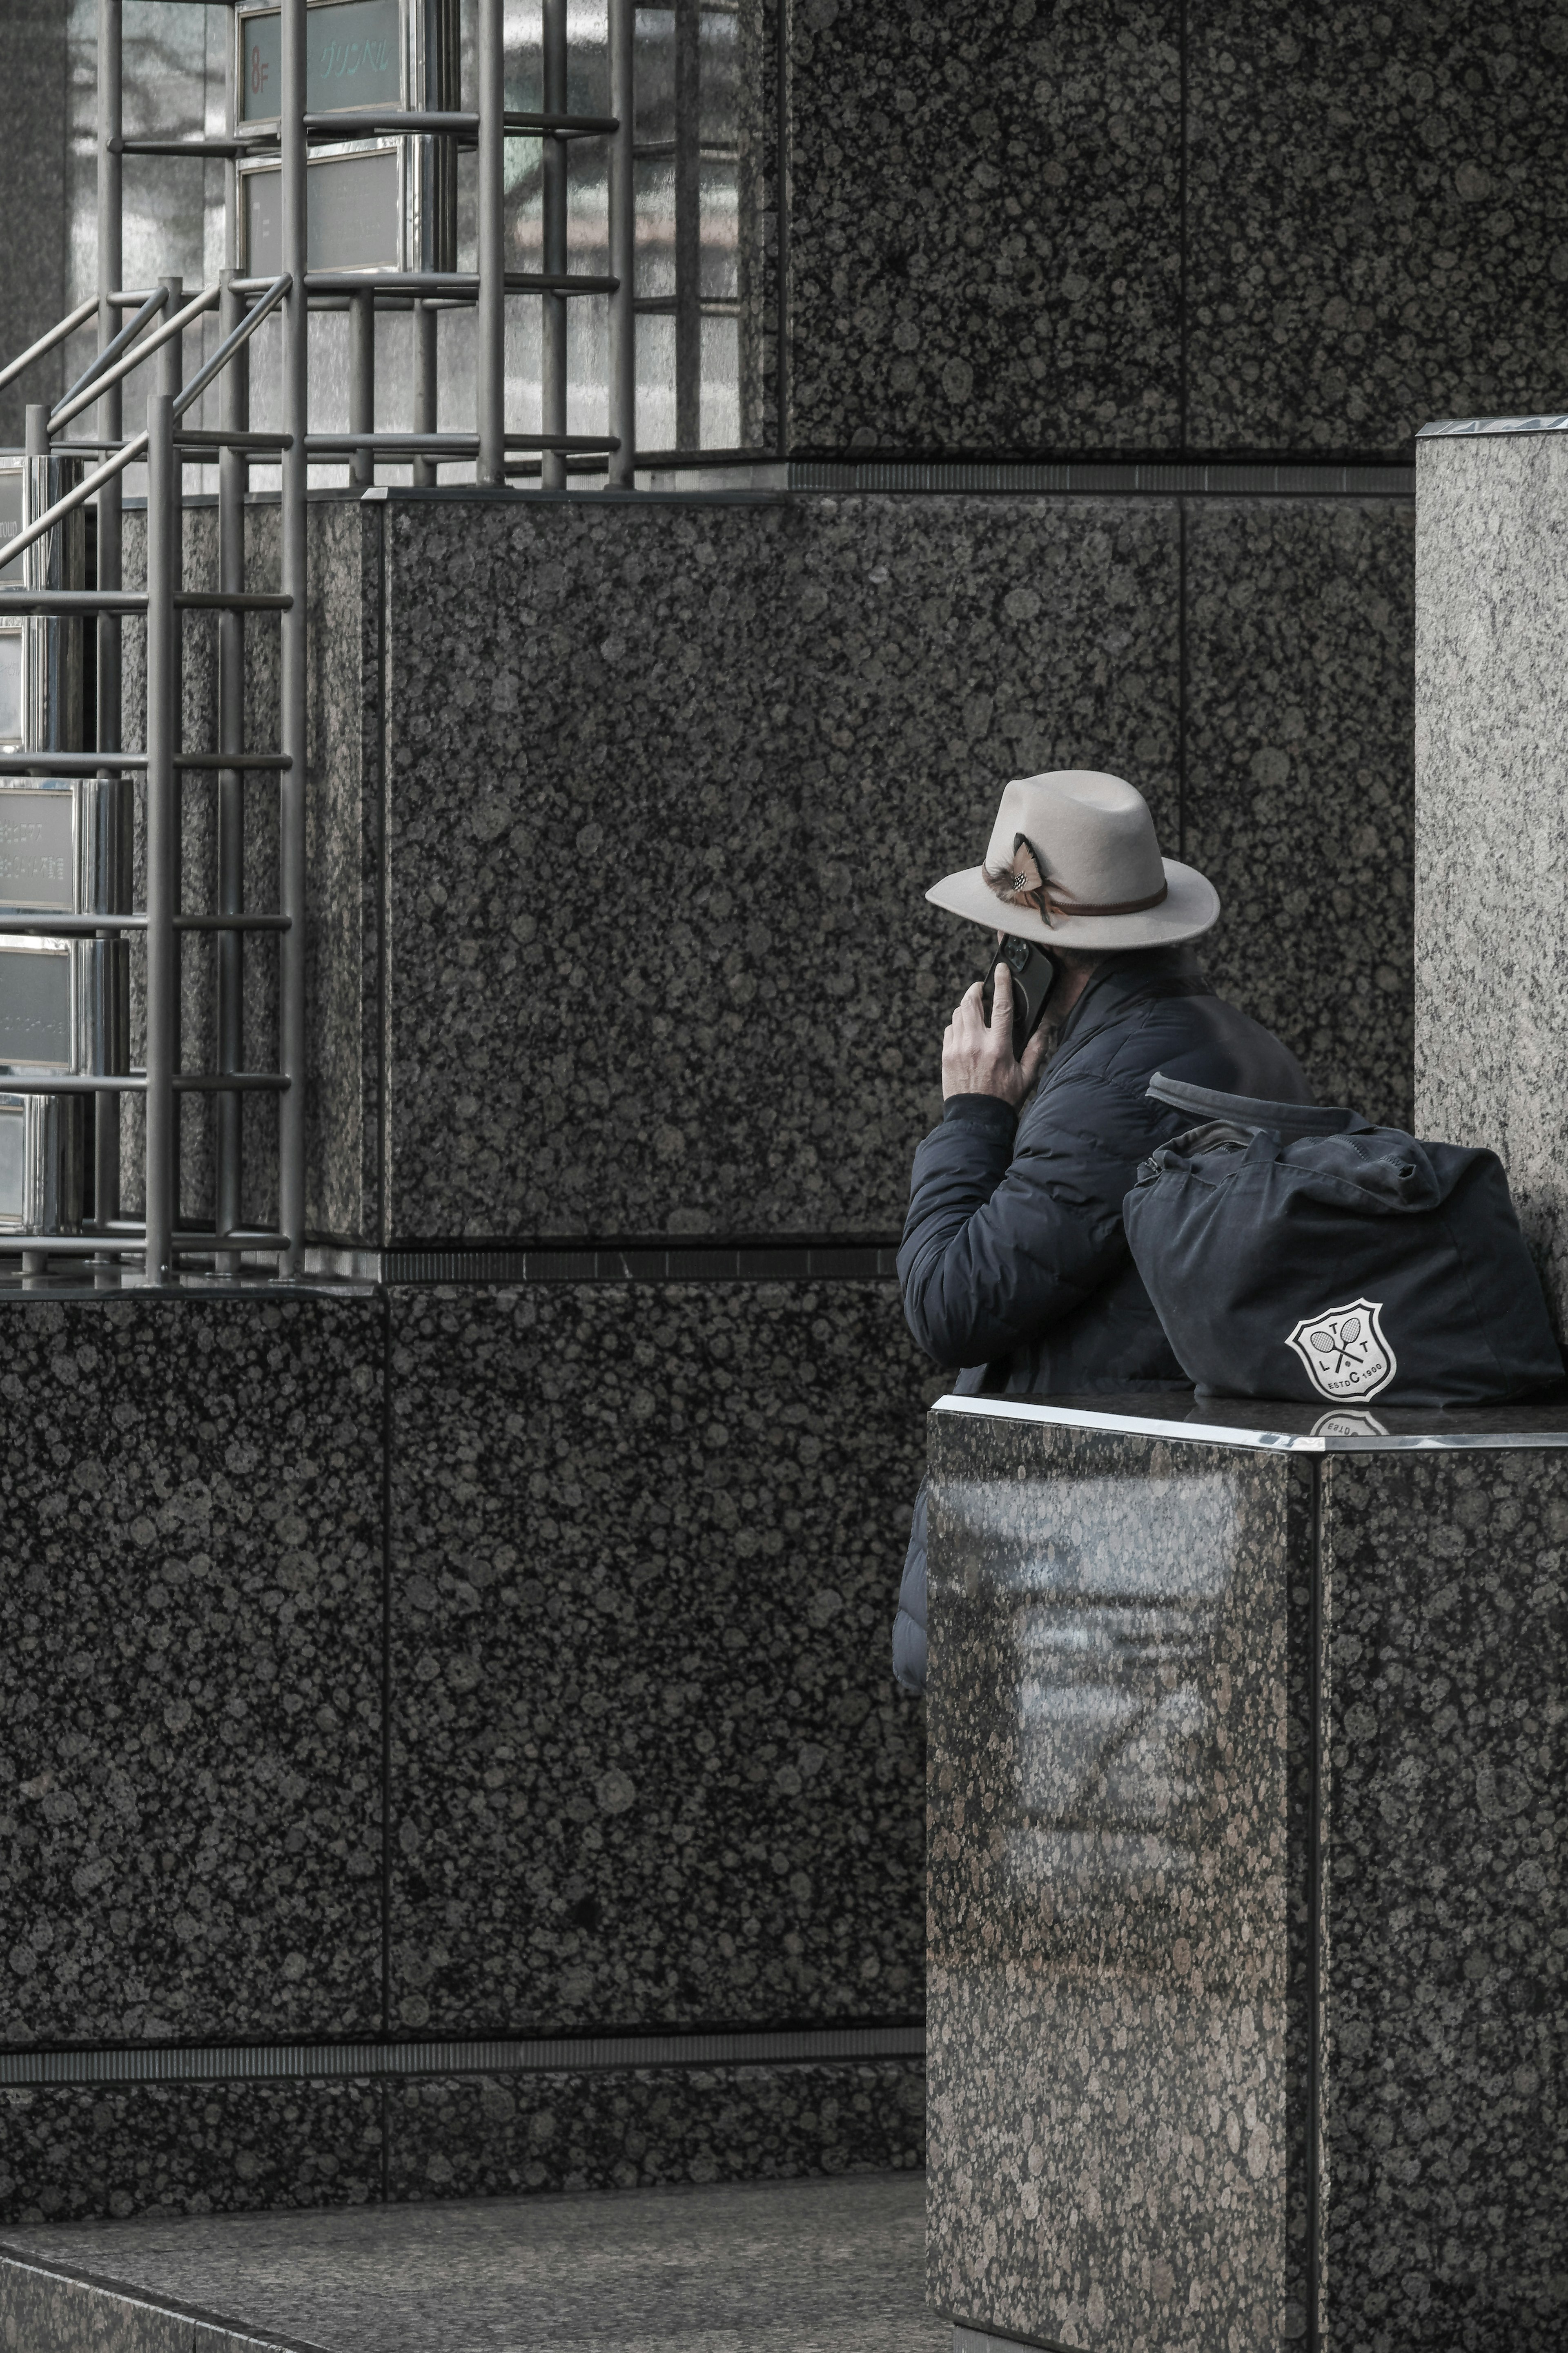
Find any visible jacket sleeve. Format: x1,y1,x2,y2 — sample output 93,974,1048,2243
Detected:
898,1075,1153,1367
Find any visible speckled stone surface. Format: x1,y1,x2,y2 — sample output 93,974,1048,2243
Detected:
1321,1450,1568,2352
924,1410,1314,2351
0,5,69,446
1188,11,1568,459
785,1,1180,457
1186,495,1415,1128
0,2076,382,2226
0,2171,939,2353
0,1292,383,2045
381,491,1178,1241
388,1279,932,2033
1414,431,1568,1327
386,2061,926,2199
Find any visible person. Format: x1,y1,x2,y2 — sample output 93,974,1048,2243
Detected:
891,769,1311,1693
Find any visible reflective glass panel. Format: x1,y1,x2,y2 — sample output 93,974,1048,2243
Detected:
699,311,737,448
0,791,76,913
0,638,20,750
0,1107,23,1224
0,471,20,578
699,156,736,299
245,147,403,275
239,0,404,124
699,7,738,149
635,156,676,299
0,947,73,1071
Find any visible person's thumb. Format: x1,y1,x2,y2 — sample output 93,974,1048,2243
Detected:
989,955,1013,1028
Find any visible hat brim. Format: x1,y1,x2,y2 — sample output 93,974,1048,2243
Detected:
925,855,1220,949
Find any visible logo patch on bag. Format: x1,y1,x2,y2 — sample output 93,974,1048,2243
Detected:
1287,1298,1396,1402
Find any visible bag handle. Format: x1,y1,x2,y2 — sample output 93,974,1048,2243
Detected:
1145,1071,1365,1140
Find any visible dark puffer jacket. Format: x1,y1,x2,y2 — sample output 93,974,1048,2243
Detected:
890,946,1310,1692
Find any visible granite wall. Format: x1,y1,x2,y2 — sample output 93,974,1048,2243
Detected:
360,482,1413,1253
1414,424,1568,1329
0,1278,933,2226
785,3,1568,461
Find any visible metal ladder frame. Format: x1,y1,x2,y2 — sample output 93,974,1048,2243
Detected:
0,0,637,1282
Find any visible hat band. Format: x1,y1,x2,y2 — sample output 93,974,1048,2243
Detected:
984,832,1170,928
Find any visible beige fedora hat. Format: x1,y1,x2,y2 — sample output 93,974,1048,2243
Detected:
927,769,1220,949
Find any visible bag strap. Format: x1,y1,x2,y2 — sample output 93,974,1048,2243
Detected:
1145,1071,1363,1140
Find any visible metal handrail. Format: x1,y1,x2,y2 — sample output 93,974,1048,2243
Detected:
0,277,290,581
50,286,167,425
0,294,101,396
50,280,220,433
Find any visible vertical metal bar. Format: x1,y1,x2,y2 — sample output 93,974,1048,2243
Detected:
158,277,184,1225
216,270,248,1271
674,0,700,454
278,0,308,1275
606,0,635,489
350,288,376,488
476,0,506,484
96,0,124,1236
144,393,176,1285
412,300,438,487
97,0,123,757
541,0,568,492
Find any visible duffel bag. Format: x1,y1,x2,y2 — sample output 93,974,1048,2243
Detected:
1122,1075,1564,1407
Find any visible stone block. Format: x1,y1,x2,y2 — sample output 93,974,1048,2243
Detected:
784,1,1181,457
1320,1447,1568,2351
1188,10,1568,458
385,2061,926,2199
387,1278,933,2035
0,2076,382,2226
924,1394,1568,2353
381,490,1178,1240
925,1405,1314,2351
1185,495,1415,1127
1414,428,1568,1325
0,1292,384,2046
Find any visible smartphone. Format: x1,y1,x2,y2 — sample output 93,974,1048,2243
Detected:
982,934,1058,1060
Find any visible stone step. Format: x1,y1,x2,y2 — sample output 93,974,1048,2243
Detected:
0,2171,938,2353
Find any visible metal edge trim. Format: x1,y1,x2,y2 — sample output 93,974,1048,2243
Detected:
929,1394,1568,1452
928,1394,1323,1452
0,2023,927,2089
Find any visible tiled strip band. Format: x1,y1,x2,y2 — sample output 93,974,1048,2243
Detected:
305,1243,904,1283
0,2022,926,2089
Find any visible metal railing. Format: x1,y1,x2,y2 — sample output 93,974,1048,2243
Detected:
0,0,637,1282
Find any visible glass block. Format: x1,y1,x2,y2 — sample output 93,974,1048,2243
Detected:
699,311,738,449
0,636,21,749
699,7,739,150
0,946,73,1072
238,0,403,125
635,7,675,147
0,1106,22,1224
636,311,677,454
699,156,737,300
635,156,676,299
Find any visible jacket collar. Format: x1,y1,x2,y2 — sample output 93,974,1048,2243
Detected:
1045,946,1210,1086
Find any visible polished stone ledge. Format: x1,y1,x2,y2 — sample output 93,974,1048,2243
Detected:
934,1388,1568,1453
1418,415,1568,439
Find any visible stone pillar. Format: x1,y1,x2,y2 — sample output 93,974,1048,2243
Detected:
1415,417,1568,1328
925,1391,1568,2353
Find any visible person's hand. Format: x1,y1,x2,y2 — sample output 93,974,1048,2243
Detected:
941,957,1051,1106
